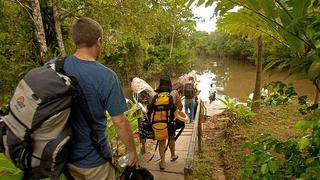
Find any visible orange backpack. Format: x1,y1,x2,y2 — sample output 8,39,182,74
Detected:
147,92,176,140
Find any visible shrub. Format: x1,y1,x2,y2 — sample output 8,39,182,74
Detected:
239,94,320,179
219,96,255,124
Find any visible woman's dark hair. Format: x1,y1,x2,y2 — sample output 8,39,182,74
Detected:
155,75,172,92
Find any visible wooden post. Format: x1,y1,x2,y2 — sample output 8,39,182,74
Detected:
184,100,201,179
198,101,203,153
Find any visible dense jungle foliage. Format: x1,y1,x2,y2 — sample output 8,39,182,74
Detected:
192,31,295,65
0,0,197,109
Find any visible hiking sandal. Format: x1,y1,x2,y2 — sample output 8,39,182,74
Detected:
170,155,179,162
159,162,165,170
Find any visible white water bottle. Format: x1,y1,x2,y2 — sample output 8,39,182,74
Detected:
118,154,130,168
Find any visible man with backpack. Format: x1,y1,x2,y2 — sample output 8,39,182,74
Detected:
0,17,138,180
62,17,138,179
184,77,197,123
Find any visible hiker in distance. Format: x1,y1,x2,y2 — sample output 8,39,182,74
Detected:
148,75,183,170
184,76,197,123
51,17,138,179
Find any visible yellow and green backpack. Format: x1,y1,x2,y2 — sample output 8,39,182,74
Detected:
147,92,176,140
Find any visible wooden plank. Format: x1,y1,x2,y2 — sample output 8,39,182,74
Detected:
139,123,194,179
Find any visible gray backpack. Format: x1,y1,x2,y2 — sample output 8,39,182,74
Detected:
0,58,74,179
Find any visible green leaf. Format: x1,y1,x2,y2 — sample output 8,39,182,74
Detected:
298,136,311,151
245,0,261,11
264,59,283,71
187,0,195,7
298,96,308,105
268,160,280,173
197,0,205,6
280,30,304,53
296,120,314,130
259,0,277,19
261,163,269,174
279,7,292,28
292,0,311,19
306,157,316,164
247,154,256,162
205,0,215,7
215,0,236,16
0,154,21,175
275,143,283,153
308,59,320,80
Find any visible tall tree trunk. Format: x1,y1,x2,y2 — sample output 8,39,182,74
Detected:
169,26,175,58
49,0,66,56
251,36,263,112
31,0,47,62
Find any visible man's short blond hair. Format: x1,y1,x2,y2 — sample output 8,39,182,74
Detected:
71,17,103,48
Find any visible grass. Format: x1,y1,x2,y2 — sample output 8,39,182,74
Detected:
222,102,304,179
196,101,304,179
194,114,229,180
194,143,217,180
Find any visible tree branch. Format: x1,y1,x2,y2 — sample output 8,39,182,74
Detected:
13,0,35,23
59,6,86,18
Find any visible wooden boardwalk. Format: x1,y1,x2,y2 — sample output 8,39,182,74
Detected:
139,123,194,180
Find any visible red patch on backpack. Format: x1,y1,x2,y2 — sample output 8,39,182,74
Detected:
17,96,24,103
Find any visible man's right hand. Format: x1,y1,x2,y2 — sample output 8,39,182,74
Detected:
128,151,139,167
111,114,139,167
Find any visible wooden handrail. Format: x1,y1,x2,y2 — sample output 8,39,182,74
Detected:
184,99,202,180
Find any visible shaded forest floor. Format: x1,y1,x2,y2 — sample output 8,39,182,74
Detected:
195,103,304,180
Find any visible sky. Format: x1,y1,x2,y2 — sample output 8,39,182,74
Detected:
192,4,218,32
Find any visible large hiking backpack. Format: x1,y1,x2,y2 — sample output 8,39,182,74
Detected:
147,92,175,140
0,59,74,179
184,83,195,99
120,166,154,180
0,58,118,179
146,92,186,161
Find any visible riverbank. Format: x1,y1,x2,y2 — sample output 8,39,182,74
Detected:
195,102,304,179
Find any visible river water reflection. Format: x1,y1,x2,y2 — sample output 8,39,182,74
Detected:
123,58,315,104
194,58,315,102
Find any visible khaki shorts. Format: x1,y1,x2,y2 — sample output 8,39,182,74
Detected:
68,162,116,180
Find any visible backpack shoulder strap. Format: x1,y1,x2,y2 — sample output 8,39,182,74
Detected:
168,94,176,120
55,56,67,75
73,90,119,171
151,94,159,105
147,94,158,121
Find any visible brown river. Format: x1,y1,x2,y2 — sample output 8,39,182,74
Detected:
123,57,316,103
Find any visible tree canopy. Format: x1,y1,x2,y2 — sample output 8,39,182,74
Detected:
0,0,197,109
